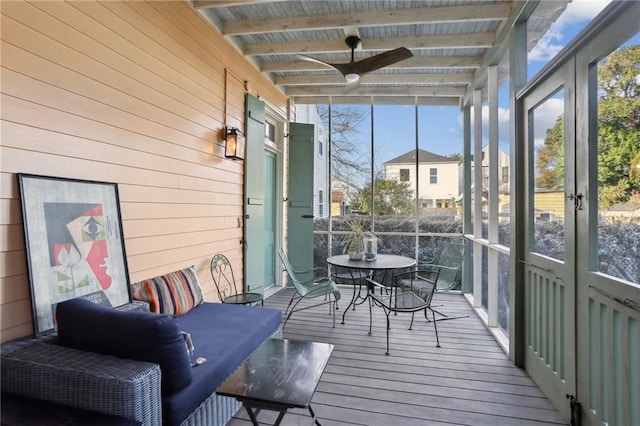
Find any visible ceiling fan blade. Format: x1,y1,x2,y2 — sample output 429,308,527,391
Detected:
349,47,413,76
297,54,357,77
298,45,412,83
297,54,337,69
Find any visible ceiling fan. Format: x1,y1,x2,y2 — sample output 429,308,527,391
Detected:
300,35,413,84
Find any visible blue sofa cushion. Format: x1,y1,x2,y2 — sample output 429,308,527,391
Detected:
162,302,282,425
56,298,193,395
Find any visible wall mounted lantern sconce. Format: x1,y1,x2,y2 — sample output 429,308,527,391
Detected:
224,127,245,160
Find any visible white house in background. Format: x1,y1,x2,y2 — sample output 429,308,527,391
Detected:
462,144,511,195
331,178,360,216
293,104,329,218
458,145,511,219
384,149,459,211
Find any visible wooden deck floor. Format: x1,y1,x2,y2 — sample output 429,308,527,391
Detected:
227,286,566,426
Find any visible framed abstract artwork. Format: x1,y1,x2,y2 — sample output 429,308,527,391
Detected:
18,174,132,335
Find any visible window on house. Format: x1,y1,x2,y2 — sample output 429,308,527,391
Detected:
318,140,323,156
399,169,409,181
318,190,324,217
265,121,275,142
502,166,509,184
430,168,437,184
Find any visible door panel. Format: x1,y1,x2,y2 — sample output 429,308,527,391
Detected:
263,151,276,289
574,9,640,425
519,5,640,424
287,123,315,273
521,60,576,421
244,94,265,296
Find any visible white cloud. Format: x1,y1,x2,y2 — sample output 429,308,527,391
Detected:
529,0,611,62
466,98,563,149
479,105,510,139
532,97,564,148
557,0,612,25
529,28,564,62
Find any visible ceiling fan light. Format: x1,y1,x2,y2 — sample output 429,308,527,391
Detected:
345,73,360,83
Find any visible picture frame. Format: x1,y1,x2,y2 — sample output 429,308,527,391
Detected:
18,174,132,335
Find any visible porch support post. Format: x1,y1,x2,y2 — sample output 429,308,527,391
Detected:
462,105,473,293
487,65,499,327
509,20,528,366
472,89,483,308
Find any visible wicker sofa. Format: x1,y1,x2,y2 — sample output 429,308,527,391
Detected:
1,266,282,426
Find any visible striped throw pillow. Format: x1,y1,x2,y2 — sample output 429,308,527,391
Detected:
131,266,204,315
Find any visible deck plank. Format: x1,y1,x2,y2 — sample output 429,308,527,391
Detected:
226,287,566,425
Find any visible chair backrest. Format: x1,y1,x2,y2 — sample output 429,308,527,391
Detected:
277,248,316,297
435,241,465,268
394,267,440,305
430,241,464,291
328,243,362,284
210,254,238,301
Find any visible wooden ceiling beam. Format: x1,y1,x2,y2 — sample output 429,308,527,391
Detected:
222,3,512,35
275,73,474,86
286,86,466,97
262,55,483,72
291,95,460,106
244,33,495,56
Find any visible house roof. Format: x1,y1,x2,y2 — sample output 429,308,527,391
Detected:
192,0,568,106
385,148,456,165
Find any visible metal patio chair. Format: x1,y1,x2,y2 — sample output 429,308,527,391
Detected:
409,241,469,321
421,240,465,291
278,248,341,329
210,254,263,306
329,242,368,285
368,266,441,355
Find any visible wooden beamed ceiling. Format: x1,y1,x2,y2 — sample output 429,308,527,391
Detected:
192,1,568,105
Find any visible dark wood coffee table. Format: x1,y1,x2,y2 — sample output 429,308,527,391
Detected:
217,338,334,426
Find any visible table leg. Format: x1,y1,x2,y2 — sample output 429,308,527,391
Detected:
273,410,287,425
341,284,358,324
245,405,289,426
245,406,260,426
308,404,321,425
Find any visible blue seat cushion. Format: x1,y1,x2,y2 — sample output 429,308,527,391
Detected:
163,302,281,425
56,298,193,395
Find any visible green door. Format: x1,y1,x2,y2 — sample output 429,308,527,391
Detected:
573,7,640,425
263,151,276,289
244,94,265,296
520,60,576,421
287,123,315,272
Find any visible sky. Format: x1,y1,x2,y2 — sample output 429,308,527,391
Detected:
352,0,626,169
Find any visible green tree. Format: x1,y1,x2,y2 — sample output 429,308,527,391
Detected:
534,45,640,206
631,151,640,180
446,153,463,163
597,45,640,206
535,115,565,190
350,177,415,215
599,178,630,210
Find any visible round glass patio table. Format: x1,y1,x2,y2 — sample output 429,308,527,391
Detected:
327,254,416,324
